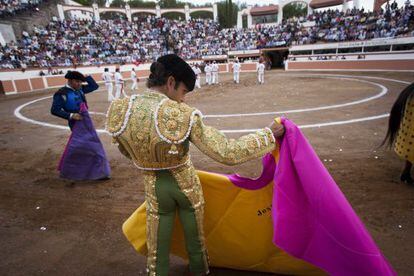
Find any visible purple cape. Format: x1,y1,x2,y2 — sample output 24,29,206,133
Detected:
229,118,396,276
58,103,110,181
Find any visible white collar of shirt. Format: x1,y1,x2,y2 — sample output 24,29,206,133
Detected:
65,84,81,92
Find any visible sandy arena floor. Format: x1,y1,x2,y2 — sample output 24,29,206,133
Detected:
0,71,413,275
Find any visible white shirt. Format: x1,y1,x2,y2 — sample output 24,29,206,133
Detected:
131,70,137,80
212,64,219,72
257,63,265,73
193,67,201,76
205,65,212,74
115,72,124,85
232,63,241,73
102,72,113,84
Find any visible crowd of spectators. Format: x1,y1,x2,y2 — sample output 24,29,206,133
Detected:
248,1,414,48
0,1,413,69
0,0,42,18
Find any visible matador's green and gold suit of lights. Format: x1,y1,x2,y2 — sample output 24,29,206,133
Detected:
106,89,276,275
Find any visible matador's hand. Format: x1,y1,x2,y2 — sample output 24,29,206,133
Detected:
71,113,83,121
268,121,285,138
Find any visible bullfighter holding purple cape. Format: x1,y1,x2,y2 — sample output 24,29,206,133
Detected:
51,71,110,181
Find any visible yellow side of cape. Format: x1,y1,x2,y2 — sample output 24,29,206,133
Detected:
122,150,325,275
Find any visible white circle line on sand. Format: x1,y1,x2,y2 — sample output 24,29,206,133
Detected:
89,111,106,116
298,74,411,85
221,114,390,133
13,89,110,133
63,76,392,118
204,76,388,118
13,75,402,133
14,95,71,131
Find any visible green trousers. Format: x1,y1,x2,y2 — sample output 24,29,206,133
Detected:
154,170,205,276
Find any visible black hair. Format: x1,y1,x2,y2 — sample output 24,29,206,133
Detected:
147,54,195,91
382,82,414,147
116,68,120,72
104,68,109,72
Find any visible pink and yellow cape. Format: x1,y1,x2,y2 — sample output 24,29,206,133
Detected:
122,118,396,275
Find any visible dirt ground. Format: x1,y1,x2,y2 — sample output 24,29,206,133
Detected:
0,71,413,276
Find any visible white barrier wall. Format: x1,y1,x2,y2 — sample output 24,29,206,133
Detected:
0,62,259,95
286,51,414,71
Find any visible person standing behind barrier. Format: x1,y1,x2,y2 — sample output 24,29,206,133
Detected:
232,60,241,84
114,68,126,99
383,82,414,185
205,63,212,85
193,64,202,89
102,68,114,102
257,61,265,84
212,61,219,84
131,68,139,91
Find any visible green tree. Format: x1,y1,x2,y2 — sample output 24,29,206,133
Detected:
129,0,156,8
72,0,106,5
159,0,185,8
161,12,185,20
217,0,238,28
100,10,127,19
228,0,233,26
108,0,124,7
282,2,308,19
190,11,213,20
